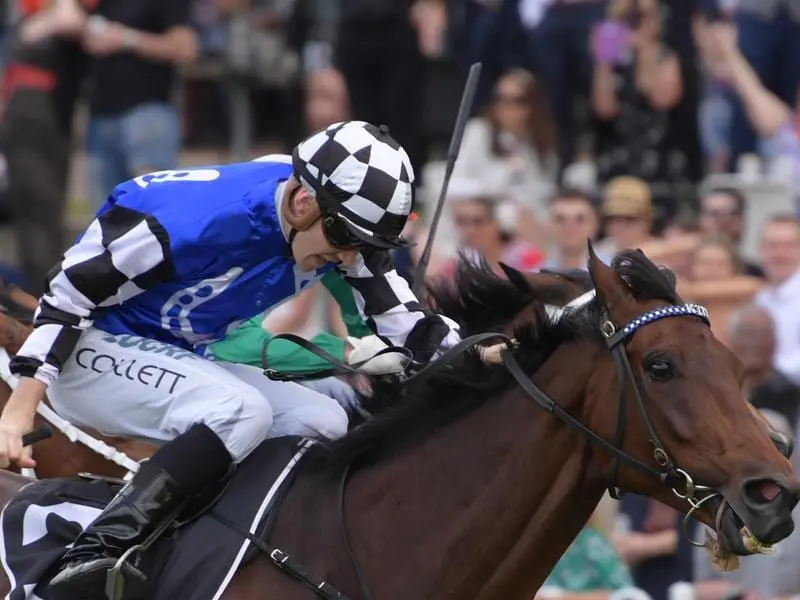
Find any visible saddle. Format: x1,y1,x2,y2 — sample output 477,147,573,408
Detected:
1,436,317,600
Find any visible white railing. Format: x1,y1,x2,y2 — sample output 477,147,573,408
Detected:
0,348,139,479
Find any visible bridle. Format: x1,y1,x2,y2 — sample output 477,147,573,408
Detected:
500,293,725,552
258,292,725,600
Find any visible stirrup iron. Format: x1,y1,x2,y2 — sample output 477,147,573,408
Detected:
102,495,186,600
104,544,145,600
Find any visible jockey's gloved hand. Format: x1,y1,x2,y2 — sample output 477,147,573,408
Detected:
346,335,408,375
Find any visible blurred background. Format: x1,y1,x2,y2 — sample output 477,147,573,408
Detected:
3,1,800,599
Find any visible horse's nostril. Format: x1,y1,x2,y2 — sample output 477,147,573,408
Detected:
743,478,785,508
755,481,781,502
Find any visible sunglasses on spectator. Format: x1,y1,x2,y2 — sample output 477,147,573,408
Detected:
552,213,592,225
455,215,492,228
605,214,643,223
701,208,740,219
494,94,528,107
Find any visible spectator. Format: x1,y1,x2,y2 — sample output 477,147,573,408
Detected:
688,234,744,282
437,179,544,278
541,188,600,270
392,210,437,288
304,67,349,133
662,215,699,240
461,0,528,111
705,21,800,208
694,408,800,600
287,0,339,76
693,8,736,173
656,0,704,188
697,187,764,277
82,0,198,211
614,497,694,600
288,0,344,129
595,176,655,259
660,215,699,280
679,234,762,345
332,0,441,173
590,0,688,229
723,0,800,170
452,67,557,245
754,215,800,385
526,0,606,173
0,0,86,296
536,508,636,600
728,304,800,425
594,176,701,274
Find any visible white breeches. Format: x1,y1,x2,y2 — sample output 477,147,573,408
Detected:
47,329,351,463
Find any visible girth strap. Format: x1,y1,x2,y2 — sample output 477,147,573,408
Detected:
211,510,352,600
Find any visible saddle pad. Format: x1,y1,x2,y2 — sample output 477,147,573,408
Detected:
0,436,313,600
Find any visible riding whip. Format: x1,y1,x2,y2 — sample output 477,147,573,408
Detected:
411,62,482,296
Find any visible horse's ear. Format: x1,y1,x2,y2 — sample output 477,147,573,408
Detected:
587,240,631,311
499,262,531,292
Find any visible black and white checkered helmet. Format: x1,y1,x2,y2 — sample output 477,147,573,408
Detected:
292,121,415,249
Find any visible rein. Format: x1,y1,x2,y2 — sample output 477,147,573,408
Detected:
260,333,414,383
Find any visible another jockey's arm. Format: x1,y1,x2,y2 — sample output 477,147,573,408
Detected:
320,270,372,339
107,0,196,66
336,248,461,363
207,315,349,373
9,205,175,393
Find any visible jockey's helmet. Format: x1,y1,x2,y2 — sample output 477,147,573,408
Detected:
292,121,415,250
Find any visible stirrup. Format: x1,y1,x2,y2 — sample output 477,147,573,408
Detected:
78,472,128,486
104,544,145,600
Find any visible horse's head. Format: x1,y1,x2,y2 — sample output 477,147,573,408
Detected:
582,245,799,562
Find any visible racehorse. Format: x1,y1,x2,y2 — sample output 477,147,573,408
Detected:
0,248,794,599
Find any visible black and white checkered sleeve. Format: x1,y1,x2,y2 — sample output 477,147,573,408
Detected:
336,249,460,362
10,205,174,385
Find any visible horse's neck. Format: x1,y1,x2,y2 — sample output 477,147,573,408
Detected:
344,347,606,599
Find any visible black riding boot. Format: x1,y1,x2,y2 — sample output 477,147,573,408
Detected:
46,424,233,600
46,464,184,600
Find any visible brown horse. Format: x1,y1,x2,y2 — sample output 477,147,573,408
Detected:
0,249,795,599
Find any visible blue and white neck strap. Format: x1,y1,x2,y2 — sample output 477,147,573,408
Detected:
602,303,711,349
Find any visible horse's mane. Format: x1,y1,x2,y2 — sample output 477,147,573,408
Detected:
428,256,592,334
319,249,679,471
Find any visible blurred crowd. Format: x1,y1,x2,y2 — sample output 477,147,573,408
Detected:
0,0,800,599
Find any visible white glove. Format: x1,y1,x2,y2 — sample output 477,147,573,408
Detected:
346,335,408,375
478,340,516,365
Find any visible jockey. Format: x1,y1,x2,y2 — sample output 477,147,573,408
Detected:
0,121,461,600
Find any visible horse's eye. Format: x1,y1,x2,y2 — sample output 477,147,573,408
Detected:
643,354,677,381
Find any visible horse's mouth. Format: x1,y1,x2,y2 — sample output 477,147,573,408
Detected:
695,495,776,569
